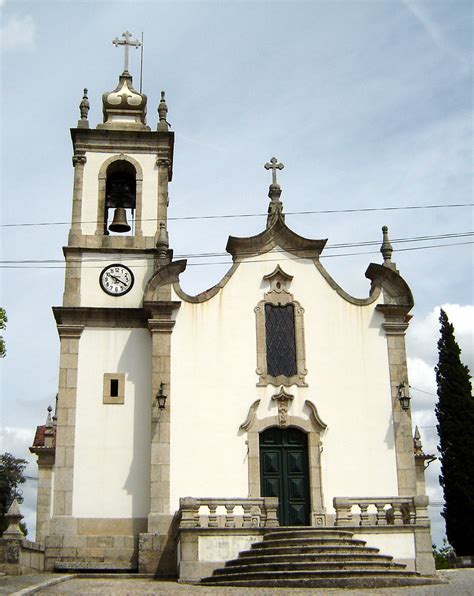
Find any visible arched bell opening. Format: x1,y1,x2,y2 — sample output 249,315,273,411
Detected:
104,160,137,235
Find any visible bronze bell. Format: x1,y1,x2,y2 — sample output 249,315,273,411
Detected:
109,207,131,233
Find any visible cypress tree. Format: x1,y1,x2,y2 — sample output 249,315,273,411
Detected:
435,308,474,555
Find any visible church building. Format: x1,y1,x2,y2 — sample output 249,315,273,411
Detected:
30,33,436,585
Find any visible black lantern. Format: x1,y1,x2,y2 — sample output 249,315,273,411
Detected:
397,381,411,411
156,382,167,410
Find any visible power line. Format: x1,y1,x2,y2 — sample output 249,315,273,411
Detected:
411,386,438,397
0,232,472,266
0,240,472,270
1,202,472,228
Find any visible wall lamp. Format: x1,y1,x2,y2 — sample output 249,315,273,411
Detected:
156,382,168,410
397,381,411,411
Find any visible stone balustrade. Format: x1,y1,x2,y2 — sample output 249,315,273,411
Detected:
333,495,430,527
179,497,279,529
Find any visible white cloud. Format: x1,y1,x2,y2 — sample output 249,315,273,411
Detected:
0,426,38,539
407,304,474,371
401,0,469,70
0,14,35,51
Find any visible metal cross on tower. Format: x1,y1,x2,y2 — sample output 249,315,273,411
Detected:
264,157,284,186
112,31,142,73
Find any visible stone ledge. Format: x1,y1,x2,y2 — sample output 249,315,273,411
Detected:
54,561,136,571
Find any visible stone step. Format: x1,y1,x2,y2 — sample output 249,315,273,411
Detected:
263,529,355,540
202,575,442,589
204,568,420,583
252,537,367,549
215,561,407,574
240,545,381,557
225,552,396,566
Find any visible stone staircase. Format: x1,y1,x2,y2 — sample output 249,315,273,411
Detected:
201,528,441,588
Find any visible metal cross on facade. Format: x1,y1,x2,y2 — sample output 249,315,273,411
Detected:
112,31,142,72
264,157,284,185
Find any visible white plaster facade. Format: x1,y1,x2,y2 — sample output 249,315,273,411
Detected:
73,328,151,518
170,249,398,513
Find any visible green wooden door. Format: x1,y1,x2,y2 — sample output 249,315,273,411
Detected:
259,427,310,526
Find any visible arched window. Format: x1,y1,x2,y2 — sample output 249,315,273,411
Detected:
104,160,136,235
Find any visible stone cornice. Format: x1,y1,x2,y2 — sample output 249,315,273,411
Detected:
63,245,158,257
226,215,327,260
70,128,174,180
143,300,182,319
56,324,84,338
54,307,148,328
147,319,176,333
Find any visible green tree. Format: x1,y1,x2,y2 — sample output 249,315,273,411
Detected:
0,308,6,358
435,309,474,555
0,452,27,536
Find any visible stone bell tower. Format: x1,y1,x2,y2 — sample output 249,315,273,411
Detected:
42,32,177,572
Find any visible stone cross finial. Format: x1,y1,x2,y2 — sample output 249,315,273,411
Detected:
112,31,141,73
264,157,284,186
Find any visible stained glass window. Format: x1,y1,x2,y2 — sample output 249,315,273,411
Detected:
265,304,297,377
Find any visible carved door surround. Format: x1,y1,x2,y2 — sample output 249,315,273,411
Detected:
240,393,327,526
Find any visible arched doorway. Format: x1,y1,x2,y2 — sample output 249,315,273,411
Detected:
259,426,310,526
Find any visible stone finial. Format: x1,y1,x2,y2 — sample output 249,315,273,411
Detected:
3,498,25,537
45,404,54,448
156,221,169,260
264,157,285,228
380,225,397,270
78,88,90,129
413,425,423,456
158,91,170,131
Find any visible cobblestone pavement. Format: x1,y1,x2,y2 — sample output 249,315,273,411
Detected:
20,569,473,596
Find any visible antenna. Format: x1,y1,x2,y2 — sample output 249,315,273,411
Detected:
139,31,144,93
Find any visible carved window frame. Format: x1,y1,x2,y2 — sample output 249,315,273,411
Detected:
96,154,144,237
255,266,307,387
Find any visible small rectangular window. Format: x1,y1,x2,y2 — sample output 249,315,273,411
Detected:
103,373,125,404
110,379,119,397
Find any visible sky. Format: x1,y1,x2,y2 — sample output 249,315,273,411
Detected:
0,0,472,546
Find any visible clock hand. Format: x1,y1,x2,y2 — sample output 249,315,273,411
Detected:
110,275,127,286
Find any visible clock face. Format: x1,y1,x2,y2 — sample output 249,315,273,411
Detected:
99,264,134,296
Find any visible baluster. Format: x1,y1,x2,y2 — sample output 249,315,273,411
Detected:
242,504,252,528
393,502,403,526
208,504,218,528
225,503,236,528
359,503,370,526
375,503,388,526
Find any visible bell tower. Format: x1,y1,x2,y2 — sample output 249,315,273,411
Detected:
45,32,178,573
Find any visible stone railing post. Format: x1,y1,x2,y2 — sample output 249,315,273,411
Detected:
413,495,430,526
179,497,199,528
263,497,279,528
333,497,352,527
